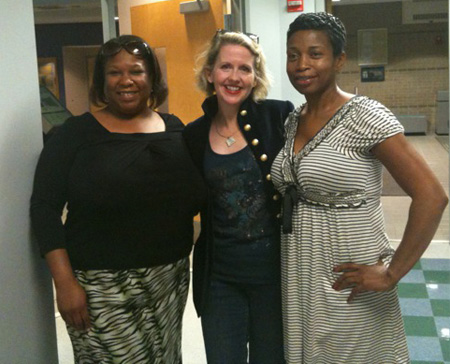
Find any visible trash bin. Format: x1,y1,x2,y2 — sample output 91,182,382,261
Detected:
436,90,449,135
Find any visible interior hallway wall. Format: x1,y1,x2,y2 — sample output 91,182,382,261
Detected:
130,0,224,123
35,22,104,106
0,1,58,363
118,0,169,35
63,45,101,115
334,2,448,132
120,1,326,120
245,0,325,106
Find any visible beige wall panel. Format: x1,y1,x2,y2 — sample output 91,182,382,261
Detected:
63,46,101,115
131,0,224,123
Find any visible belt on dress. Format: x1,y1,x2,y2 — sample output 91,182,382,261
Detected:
282,184,298,234
281,184,367,234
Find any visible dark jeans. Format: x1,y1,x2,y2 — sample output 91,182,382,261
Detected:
201,278,285,364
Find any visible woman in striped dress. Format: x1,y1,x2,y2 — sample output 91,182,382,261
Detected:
271,13,447,363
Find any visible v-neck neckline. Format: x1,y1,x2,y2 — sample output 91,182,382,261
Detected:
288,95,362,160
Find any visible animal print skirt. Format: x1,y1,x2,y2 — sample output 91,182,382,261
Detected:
67,257,190,364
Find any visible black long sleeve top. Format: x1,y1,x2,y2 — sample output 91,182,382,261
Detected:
30,112,205,270
183,96,294,315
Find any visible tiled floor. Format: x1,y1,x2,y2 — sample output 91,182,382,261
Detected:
55,135,449,363
399,258,450,364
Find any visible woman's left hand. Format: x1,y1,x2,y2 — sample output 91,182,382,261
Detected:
332,259,397,302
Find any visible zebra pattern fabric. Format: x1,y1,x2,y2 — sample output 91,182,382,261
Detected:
271,96,410,363
67,257,189,364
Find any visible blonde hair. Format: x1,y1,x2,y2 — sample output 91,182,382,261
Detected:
195,31,271,102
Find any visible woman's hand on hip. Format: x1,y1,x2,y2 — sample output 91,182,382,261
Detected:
332,258,397,303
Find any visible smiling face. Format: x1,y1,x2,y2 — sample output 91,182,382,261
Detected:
104,49,151,117
206,44,256,110
286,30,345,97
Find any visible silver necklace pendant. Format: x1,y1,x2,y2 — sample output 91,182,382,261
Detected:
226,136,236,147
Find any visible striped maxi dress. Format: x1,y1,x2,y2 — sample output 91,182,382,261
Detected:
271,96,410,363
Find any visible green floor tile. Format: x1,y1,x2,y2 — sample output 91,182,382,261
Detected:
431,300,450,317
403,316,438,336
398,283,429,298
413,260,423,270
441,339,450,361
424,271,450,284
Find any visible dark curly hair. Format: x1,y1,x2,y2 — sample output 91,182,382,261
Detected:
287,12,347,57
90,35,168,109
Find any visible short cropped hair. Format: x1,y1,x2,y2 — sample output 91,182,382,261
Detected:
287,12,347,57
195,31,270,102
90,35,168,109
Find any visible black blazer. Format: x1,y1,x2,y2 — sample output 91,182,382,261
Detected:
183,95,294,315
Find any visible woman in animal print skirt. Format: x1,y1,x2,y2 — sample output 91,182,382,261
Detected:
30,35,205,363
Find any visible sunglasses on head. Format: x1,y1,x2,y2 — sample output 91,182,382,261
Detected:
215,29,259,44
100,40,151,57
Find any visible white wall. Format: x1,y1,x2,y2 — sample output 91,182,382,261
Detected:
245,0,325,105
0,0,58,362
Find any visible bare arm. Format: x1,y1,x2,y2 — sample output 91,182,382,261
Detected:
333,133,448,301
375,134,447,279
46,249,91,331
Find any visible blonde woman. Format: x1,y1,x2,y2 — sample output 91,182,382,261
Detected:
183,31,294,363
